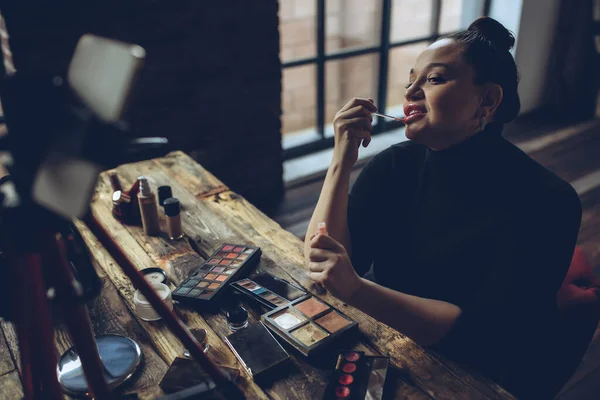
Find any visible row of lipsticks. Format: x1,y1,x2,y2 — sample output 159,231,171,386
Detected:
109,172,183,240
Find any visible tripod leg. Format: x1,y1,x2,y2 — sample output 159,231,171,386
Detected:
86,215,246,399
10,253,63,400
48,232,114,400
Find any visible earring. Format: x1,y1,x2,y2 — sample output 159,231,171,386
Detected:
479,116,487,132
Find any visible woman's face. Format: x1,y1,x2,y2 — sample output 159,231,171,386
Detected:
403,39,485,149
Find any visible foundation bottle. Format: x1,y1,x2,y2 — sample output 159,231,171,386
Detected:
137,176,161,236
164,197,183,240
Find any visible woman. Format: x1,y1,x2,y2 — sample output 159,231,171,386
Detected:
304,17,582,397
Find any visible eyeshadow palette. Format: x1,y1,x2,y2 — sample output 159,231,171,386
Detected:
172,244,261,306
322,351,389,400
231,273,308,310
261,295,358,357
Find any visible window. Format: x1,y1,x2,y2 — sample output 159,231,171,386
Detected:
280,0,491,160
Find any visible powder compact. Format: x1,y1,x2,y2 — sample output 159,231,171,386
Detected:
141,267,168,285
231,272,307,310
322,351,390,399
261,295,358,357
172,244,261,307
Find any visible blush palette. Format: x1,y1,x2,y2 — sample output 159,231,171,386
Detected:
322,351,390,399
261,295,358,357
172,244,261,306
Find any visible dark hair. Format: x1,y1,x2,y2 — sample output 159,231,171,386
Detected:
445,17,520,124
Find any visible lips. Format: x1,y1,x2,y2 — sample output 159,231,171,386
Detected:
403,103,427,124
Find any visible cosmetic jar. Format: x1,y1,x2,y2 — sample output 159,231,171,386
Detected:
133,283,173,321
226,305,249,331
183,328,211,357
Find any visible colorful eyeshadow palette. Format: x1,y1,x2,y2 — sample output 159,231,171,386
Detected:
172,243,261,306
261,295,358,357
231,273,308,310
322,351,389,399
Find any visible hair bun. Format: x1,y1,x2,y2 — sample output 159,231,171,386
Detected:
468,17,515,51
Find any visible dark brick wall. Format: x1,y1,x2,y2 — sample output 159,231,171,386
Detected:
2,1,283,212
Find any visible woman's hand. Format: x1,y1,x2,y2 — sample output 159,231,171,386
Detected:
332,97,377,170
307,233,363,303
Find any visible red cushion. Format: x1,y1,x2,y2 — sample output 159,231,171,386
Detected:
556,246,600,312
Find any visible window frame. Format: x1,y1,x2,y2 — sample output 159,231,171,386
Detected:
282,0,492,160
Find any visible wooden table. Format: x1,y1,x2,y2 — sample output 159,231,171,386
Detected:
0,151,516,399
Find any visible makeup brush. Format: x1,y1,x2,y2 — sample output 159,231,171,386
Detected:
372,112,405,123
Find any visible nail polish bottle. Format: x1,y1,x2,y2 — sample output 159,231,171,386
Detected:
164,197,183,240
137,176,161,236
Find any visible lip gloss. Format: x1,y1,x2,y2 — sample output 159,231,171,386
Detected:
317,222,328,236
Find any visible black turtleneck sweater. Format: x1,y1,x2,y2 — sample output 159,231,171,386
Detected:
347,123,582,390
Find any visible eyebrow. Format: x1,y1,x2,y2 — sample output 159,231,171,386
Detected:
409,62,452,75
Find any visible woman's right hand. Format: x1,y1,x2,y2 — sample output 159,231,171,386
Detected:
332,97,377,169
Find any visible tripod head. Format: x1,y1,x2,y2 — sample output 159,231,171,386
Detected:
0,34,171,320
0,30,246,399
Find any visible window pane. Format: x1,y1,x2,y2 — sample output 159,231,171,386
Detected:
390,0,433,43
386,42,430,112
439,0,465,34
325,54,379,130
326,0,382,54
282,64,317,136
279,0,316,62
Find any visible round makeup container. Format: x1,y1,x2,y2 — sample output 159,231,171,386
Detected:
141,267,168,285
226,305,249,331
133,283,173,321
183,328,211,357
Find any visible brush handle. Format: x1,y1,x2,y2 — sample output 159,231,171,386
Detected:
372,112,404,122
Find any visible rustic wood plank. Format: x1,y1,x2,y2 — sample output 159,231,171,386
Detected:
88,181,270,399
72,222,171,399
0,328,15,377
153,152,515,399
91,151,514,399
527,123,600,184
98,160,430,399
0,225,171,400
0,370,23,400
92,171,354,400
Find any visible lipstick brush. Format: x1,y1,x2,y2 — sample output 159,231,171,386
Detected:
372,112,405,123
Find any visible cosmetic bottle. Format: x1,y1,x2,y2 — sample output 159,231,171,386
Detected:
317,221,328,235
158,185,172,206
108,171,123,192
164,197,183,240
112,190,131,221
126,179,142,224
137,176,161,236
226,305,249,332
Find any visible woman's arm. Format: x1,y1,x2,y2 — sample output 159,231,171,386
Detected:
350,278,461,346
304,163,353,260
307,233,460,346
304,98,376,264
